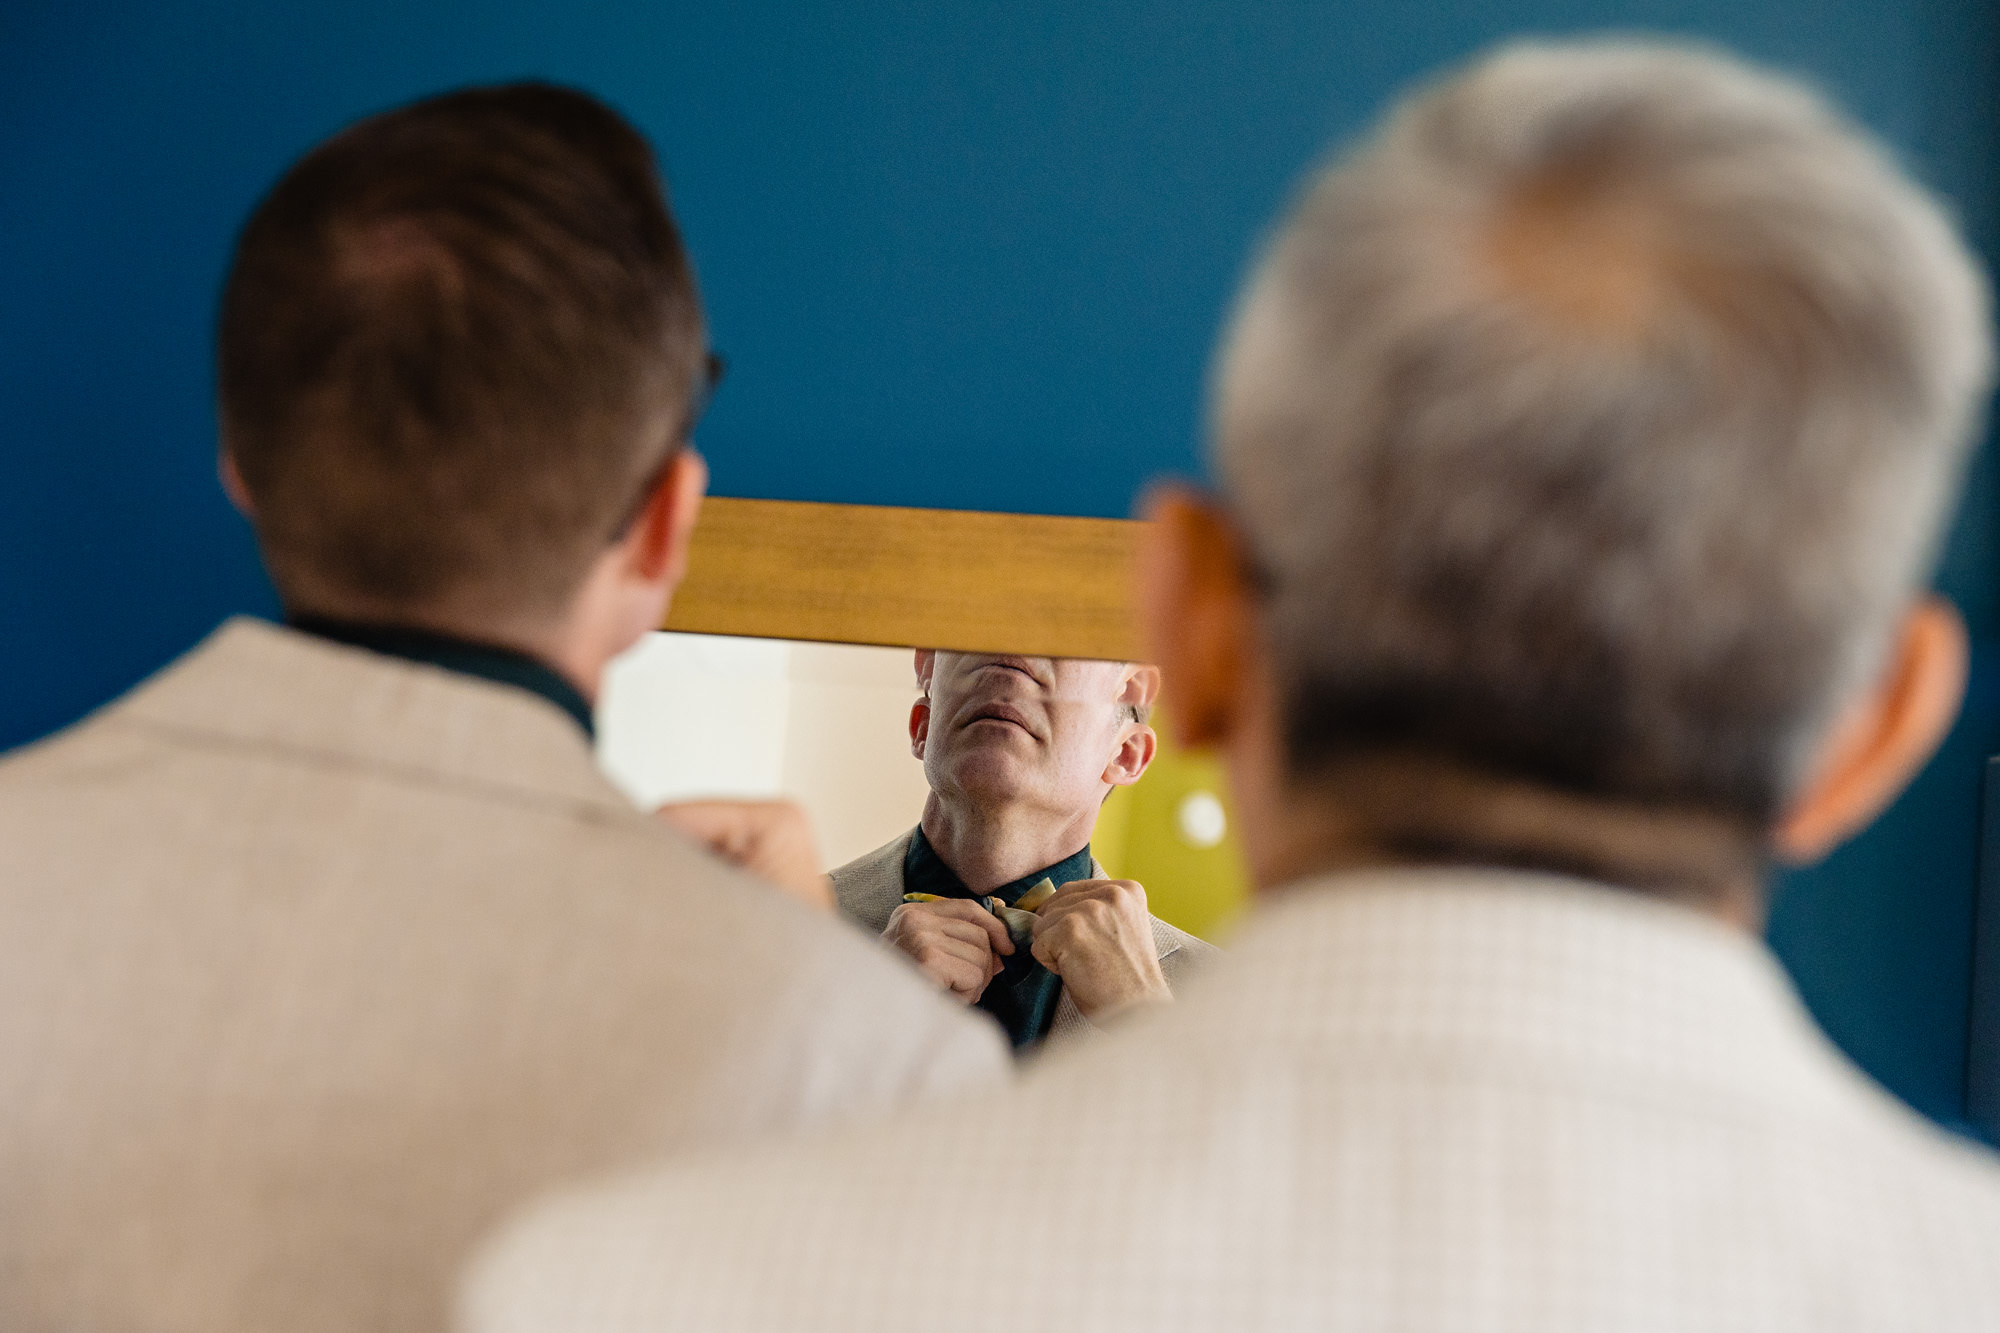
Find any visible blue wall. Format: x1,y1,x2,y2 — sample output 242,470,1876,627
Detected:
4,0,1996,1127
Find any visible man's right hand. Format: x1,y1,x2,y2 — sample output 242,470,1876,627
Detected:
881,899,1014,1004
655,799,833,914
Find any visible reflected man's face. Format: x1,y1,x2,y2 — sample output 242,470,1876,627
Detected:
910,651,1159,820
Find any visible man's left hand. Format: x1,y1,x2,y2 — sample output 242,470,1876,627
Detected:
1029,878,1171,1023
655,799,834,914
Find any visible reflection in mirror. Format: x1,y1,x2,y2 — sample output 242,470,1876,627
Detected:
599,632,933,868
599,632,1249,1051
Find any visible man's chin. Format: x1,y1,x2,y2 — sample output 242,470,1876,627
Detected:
936,747,1039,805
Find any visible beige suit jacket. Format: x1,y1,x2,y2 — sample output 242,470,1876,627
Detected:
0,619,1007,1333
831,829,1220,1045
468,868,2000,1333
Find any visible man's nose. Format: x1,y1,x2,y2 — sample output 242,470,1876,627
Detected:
981,654,1051,681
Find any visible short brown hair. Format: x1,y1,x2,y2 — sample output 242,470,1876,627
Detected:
218,82,705,621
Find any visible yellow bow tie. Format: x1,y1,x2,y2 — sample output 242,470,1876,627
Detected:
904,877,1059,950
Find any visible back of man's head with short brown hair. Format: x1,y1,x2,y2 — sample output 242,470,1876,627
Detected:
219,82,704,624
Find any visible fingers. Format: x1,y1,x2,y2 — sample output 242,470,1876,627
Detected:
654,801,743,857
898,897,1014,955
887,914,1001,962
911,933,998,978
919,916,1009,952
1031,906,1097,976
1027,880,1172,1021
1030,924,1065,975
917,952,992,1002
883,903,1006,1003
1033,878,1147,932
657,799,797,850
1030,878,1154,973
655,800,831,912
916,938,999,1002
782,874,836,914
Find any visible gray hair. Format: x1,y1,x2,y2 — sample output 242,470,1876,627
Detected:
1215,40,1994,822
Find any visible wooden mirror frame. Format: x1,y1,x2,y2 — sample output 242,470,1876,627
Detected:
661,496,1143,660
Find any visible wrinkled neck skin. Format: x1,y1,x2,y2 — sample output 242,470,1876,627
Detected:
1248,753,1768,931
919,789,1099,895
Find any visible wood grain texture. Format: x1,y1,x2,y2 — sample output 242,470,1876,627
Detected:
661,496,1141,659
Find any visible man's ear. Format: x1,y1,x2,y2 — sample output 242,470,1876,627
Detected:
1135,484,1257,751
908,650,936,760
1100,663,1164,787
1772,596,1968,863
218,449,255,518
1102,724,1157,788
627,449,708,594
1121,663,1163,715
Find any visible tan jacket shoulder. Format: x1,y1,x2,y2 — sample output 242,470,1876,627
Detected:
830,832,916,934
465,873,2000,1333
0,621,1008,1333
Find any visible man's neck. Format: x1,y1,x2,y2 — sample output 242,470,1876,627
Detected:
1251,754,1768,931
284,598,602,705
288,614,598,738
919,793,1097,894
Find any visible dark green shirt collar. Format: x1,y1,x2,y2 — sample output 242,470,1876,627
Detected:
903,827,1094,906
288,616,595,740
904,826,1093,1052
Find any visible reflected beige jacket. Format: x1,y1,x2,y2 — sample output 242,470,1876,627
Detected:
0,619,1007,1333
831,828,1221,1044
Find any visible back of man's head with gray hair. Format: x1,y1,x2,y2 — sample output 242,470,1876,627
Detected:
1217,40,1994,825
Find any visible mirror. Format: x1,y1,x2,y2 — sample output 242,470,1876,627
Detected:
599,633,933,869
596,494,1250,1050
597,630,1246,1053
597,632,1247,942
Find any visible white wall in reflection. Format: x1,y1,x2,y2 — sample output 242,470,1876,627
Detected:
597,632,932,868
